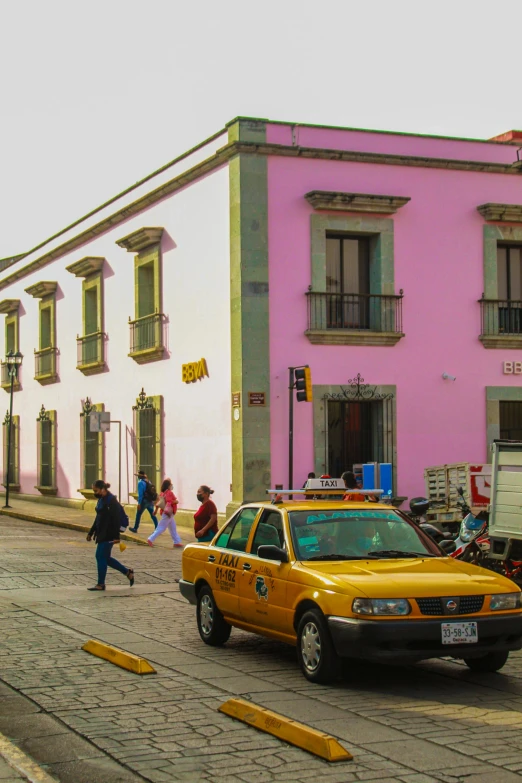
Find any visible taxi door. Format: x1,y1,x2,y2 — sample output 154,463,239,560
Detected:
208,506,261,621
238,509,294,638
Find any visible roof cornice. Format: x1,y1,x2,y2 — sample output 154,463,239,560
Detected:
305,190,410,214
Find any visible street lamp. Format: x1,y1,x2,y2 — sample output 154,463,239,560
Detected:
4,350,22,508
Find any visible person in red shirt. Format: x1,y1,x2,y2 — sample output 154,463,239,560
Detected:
342,471,366,502
194,485,218,542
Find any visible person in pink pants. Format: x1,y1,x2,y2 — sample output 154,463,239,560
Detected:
147,478,183,548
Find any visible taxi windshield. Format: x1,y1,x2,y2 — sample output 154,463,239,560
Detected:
289,509,439,561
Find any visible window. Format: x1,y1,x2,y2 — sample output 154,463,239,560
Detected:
2,413,19,489
215,507,259,551
132,389,162,494
25,282,58,385
478,215,522,347
115,228,165,364
80,400,104,494
36,406,56,494
251,510,285,555
496,246,522,335
326,236,370,329
500,401,522,440
0,299,21,391
66,257,106,374
306,212,404,345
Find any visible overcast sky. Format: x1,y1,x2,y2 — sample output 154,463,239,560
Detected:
1,0,521,258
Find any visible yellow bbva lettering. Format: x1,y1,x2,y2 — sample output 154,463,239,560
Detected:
182,364,189,383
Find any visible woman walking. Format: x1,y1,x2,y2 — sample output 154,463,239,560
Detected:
194,485,218,542
86,480,135,591
148,478,183,548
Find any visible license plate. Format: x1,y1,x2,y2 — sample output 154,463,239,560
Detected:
441,622,478,645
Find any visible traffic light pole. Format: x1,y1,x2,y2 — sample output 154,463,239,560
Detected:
288,367,295,496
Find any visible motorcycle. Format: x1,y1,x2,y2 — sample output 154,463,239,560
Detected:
405,497,454,545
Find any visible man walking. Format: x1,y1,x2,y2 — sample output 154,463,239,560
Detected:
129,470,158,533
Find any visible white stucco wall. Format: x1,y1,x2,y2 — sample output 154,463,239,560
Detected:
0,162,231,513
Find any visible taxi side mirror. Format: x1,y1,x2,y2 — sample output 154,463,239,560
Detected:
257,545,288,563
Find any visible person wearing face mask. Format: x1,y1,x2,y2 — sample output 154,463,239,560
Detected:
86,480,135,591
147,478,183,548
353,519,377,556
194,485,218,542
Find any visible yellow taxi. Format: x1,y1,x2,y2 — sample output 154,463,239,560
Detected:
179,494,522,683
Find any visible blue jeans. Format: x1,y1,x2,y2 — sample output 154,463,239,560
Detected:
96,542,129,585
134,503,158,531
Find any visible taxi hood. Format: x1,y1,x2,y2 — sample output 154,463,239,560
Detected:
299,557,517,598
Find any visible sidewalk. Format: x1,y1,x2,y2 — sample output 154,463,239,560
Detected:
0,498,194,550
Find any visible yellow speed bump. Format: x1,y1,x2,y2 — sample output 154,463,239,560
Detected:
82,639,156,675
218,698,352,762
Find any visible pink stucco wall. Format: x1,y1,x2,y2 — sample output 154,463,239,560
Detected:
267,128,522,501
267,123,518,165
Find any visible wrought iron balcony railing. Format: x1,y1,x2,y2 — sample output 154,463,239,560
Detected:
77,332,106,373
480,298,522,336
129,313,165,363
307,291,403,333
34,347,58,384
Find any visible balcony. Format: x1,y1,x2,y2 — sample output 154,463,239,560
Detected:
305,291,404,346
34,347,58,385
77,332,106,375
0,362,21,392
129,313,165,364
479,299,522,348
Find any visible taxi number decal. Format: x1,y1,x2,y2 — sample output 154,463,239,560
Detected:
218,553,240,568
215,567,236,583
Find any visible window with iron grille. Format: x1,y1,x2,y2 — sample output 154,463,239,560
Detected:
2,413,19,488
129,246,165,362
80,401,104,490
132,390,162,492
36,407,56,492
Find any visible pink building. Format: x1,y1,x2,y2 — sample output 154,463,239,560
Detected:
1,117,522,517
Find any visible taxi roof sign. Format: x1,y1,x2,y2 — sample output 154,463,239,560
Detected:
305,478,345,490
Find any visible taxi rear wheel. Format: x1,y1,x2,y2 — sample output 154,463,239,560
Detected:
197,585,231,646
297,610,339,684
464,651,509,672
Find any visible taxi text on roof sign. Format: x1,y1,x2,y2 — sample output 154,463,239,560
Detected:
306,478,345,490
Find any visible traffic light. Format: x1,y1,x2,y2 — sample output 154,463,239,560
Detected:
295,366,312,402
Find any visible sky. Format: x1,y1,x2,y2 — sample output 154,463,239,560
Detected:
1,0,522,258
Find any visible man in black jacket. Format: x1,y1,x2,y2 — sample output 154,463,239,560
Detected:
87,481,135,591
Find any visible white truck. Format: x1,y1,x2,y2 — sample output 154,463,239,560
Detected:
424,462,491,530
488,441,522,562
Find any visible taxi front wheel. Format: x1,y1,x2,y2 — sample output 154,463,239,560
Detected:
464,651,509,673
197,585,231,646
297,610,339,684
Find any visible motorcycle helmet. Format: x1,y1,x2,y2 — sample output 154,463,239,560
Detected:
409,497,430,516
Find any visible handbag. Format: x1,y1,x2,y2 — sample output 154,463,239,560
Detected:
157,495,166,511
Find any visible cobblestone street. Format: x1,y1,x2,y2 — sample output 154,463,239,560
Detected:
3,518,522,782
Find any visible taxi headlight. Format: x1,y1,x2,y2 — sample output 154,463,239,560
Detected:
352,598,411,616
490,593,522,611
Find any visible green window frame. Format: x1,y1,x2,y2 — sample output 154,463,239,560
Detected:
2,413,20,489
129,246,164,362
480,224,522,348
66,258,106,374
132,391,162,492
307,214,403,346
36,406,57,494
0,300,21,391
80,401,104,495
25,283,58,385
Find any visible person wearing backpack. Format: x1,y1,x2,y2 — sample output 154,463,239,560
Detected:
129,470,158,533
86,480,135,591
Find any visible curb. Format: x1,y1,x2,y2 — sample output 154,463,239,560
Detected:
0,730,59,782
0,508,150,546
